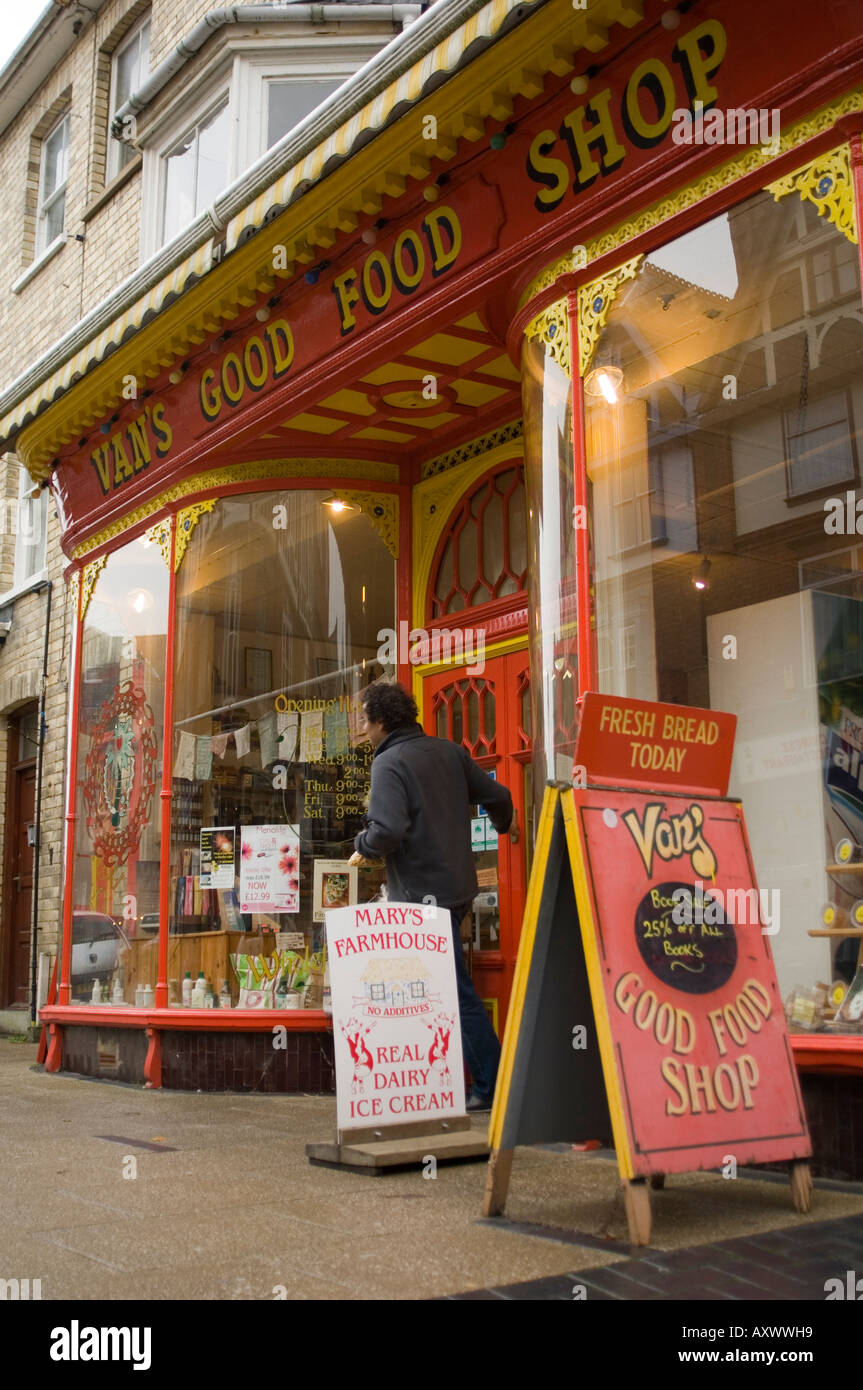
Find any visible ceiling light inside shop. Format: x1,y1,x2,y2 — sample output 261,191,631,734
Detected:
584,364,624,403
129,589,154,613
693,558,711,591
324,497,357,515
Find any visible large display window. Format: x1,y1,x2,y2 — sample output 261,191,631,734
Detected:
70,486,395,1010
71,539,168,1003
581,180,863,1033
162,488,393,1008
522,334,579,788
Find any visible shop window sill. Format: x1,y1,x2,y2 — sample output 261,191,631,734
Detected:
789,1032,863,1075
39,1003,332,1030
11,238,65,294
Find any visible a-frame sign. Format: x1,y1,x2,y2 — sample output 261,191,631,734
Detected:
484,694,812,1245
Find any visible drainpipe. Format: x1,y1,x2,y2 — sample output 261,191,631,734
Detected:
29,577,51,1028
112,2,423,136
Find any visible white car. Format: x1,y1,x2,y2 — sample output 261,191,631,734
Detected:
71,912,130,995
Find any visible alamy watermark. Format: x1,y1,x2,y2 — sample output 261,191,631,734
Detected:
671,881,779,936
671,100,780,156
377,621,485,674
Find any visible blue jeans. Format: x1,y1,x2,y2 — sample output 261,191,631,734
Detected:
447,900,501,1101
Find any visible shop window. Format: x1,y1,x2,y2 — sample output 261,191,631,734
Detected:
522,334,579,783
576,176,863,1030
430,465,527,618
72,538,169,1004
163,489,395,1007
36,112,70,256
107,14,150,181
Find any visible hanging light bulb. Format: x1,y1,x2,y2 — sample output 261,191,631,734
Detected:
584,364,624,402
693,557,711,591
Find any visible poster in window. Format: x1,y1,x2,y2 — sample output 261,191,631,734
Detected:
313,858,358,922
200,825,235,889
240,824,300,913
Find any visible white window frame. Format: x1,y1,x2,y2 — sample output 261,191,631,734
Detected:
139,67,233,259
12,467,48,592
36,112,70,257
233,53,362,171
160,92,231,248
139,31,390,260
107,13,151,182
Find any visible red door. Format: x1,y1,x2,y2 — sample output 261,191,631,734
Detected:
2,760,36,1008
423,648,531,1035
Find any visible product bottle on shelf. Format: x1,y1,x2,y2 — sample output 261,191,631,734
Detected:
219,979,231,1009
182,972,193,1007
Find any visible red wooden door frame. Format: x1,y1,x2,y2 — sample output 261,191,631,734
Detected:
422,647,530,1033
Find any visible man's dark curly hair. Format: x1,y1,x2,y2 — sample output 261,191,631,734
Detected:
361,681,418,733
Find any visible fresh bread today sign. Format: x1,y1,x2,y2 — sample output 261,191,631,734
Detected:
325,904,466,1131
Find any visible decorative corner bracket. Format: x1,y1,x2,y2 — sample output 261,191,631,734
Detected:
525,297,571,378
68,569,80,622
766,144,857,245
80,554,107,622
577,255,643,377
174,499,218,572
333,491,398,558
145,517,173,569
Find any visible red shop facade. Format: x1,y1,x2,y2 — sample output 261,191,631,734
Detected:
3,0,863,1171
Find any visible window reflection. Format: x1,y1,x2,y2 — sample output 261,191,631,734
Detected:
586,182,863,1028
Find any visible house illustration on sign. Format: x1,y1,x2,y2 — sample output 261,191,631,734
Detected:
361,957,430,1009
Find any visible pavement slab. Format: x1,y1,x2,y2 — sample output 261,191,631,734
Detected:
3,1038,863,1301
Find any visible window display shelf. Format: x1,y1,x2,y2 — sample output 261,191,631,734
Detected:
825,864,863,875
807,927,863,937
790,1033,863,1075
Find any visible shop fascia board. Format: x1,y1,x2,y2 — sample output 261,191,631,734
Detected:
11,0,631,477
0,0,550,448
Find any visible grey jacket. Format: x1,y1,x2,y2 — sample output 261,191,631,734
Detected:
354,724,513,908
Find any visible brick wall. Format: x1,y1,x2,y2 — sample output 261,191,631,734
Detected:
0,1,401,1014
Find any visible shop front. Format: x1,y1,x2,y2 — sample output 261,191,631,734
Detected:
2,0,862,1161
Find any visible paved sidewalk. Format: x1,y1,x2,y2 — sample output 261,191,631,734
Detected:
2,1037,862,1301
446,1212,863,1299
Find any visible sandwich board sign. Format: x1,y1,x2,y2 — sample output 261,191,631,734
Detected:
307,903,488,1172
484,694,812,1244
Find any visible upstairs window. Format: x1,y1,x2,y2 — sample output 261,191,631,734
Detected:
12,467,48,590
36,114,70,255
161,97,229,245
108,15,150,180
265,78,342,150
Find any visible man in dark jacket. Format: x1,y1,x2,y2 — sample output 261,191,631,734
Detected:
351,681,513,1110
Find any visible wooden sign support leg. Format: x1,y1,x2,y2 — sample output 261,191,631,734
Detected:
789,1160,813,1213
483,1146,514,1217
621,1177,652,1246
